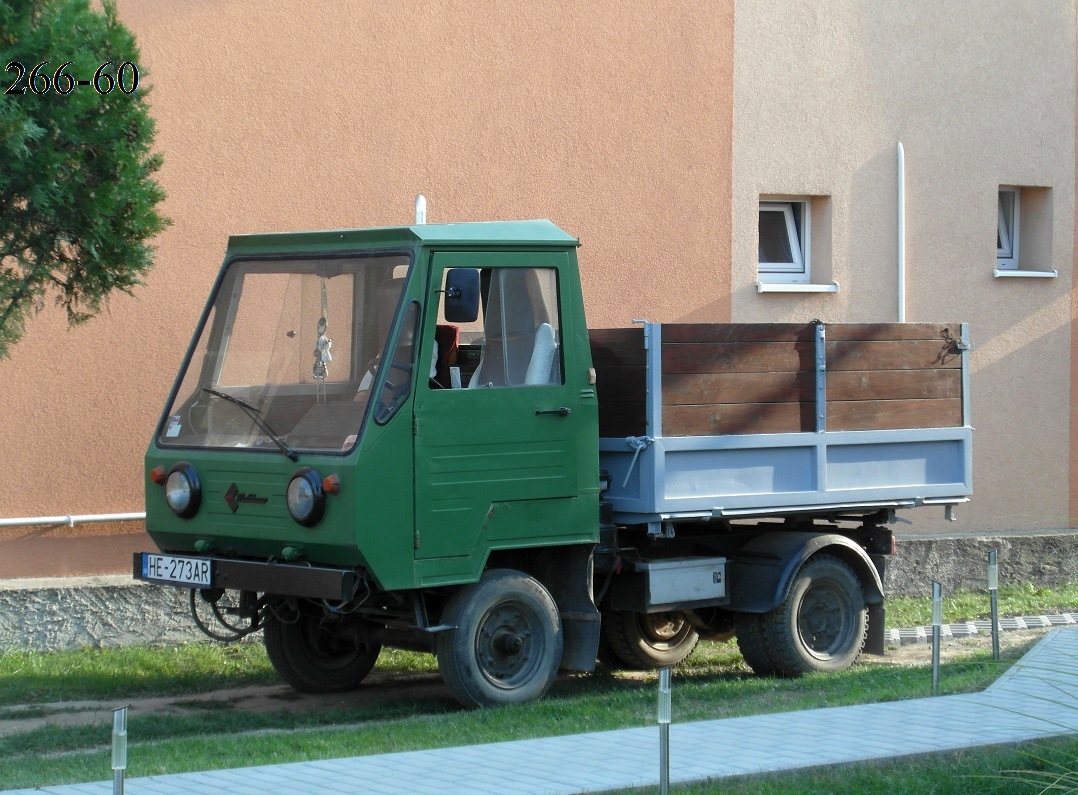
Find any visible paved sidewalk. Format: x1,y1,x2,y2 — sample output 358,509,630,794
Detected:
5,627,1076,795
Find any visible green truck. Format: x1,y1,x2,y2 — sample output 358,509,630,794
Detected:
136,218,972,706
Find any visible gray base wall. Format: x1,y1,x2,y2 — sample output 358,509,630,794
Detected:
2,532,1076,653
0,577,204,653
883,531,1078,597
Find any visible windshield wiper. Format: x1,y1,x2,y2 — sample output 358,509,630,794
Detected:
202,388,298,462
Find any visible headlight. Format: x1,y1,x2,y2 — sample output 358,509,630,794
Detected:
165,463,201,519
287,468,326,527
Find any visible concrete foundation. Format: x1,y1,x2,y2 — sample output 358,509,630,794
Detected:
0,576,203,652
884,530,1078,597
1,532,1075,652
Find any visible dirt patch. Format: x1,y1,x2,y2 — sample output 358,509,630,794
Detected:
0,628,1051,740
0,668,453,739
873,627,1047,666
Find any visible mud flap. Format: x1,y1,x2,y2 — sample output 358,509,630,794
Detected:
534,544,600,672
865,603,886,656
559,612,602,672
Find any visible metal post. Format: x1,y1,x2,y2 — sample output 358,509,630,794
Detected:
112,706,128,795
989,549,1000,661
814,321,827,433
897,142,906,323
658,667,671,795
931,581,942,696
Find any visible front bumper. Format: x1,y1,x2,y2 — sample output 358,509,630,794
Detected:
133,552,359,601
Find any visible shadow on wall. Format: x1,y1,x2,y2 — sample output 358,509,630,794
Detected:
0,529,151,580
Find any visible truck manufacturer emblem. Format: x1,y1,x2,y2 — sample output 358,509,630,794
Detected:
224,483,268,513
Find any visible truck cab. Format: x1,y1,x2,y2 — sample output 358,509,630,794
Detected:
142,221,601,705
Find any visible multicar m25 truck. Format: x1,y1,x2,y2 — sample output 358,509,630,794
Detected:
136,217,972,707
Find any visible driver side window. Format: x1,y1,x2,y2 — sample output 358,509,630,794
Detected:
432,267,562,389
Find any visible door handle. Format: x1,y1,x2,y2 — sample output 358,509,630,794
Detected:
536,407,572,417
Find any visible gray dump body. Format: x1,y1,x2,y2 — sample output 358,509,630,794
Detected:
592,321,972,532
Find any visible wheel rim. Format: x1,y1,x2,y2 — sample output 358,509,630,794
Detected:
796,579,857,660
299,615,368,671
475,600,543,690
638,612,693,651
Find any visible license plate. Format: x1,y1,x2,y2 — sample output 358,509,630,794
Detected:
141,553,213,587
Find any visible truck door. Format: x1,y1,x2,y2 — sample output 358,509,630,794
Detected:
413,251,580,561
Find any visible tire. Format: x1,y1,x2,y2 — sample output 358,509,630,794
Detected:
762,554,868,677
601,610,699,670
436,569,563,707
263,610,381,693
734,613,779,675
595,626,623,669
687,607,737,643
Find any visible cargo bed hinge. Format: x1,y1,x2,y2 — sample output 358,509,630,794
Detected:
941,327,972,352
622,435,655,487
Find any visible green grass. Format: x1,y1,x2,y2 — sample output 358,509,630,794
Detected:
0,642,1023,790
886,580,1078,628
0,580,1074,791
0,642,278,704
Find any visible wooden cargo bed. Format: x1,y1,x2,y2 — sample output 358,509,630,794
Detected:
591,322,972,529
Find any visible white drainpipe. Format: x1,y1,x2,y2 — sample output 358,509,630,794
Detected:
897,141,906,323
0,512,145,529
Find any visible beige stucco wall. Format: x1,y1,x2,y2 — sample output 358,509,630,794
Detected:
732,1,1076,533
0,1,734,576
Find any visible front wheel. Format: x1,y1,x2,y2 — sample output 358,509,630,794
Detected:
436,569,563,707
263,609,381,693
601,610,700,670
762,555,867,677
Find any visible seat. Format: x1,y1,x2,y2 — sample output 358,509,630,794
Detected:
467,269,559,388
434,324,460,387
524,323,558,385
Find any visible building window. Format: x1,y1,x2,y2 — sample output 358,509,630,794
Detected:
758,201,808,282
996,188,1019,270
993,185,1056,278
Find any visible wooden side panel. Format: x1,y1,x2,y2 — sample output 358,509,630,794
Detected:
661,323,814,344
663,403,814,436
664,372,812,405
662,342,813,374
590,328,646,438
828,370,962,401
827,399,963,431
825,322,961,341
661,323,811,434
655,322,966,437
826,340,961,371
589,328,646,364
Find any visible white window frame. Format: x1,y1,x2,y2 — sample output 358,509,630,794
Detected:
758,200,809,284
996,188,1019,270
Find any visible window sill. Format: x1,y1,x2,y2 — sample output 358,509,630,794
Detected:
756,282,839,294
993,269,1058,279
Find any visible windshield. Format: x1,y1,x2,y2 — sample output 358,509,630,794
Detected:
158,253,411,454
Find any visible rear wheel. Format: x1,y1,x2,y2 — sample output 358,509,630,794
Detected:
602,610,699,670
763,555,867,677
735,613,778,675
437,569,563,707
263,609,381,693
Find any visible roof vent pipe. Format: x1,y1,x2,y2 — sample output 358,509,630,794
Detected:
897,142,906,323
415,194,427,225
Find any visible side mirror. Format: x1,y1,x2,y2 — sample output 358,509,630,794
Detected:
443,268,480,323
